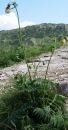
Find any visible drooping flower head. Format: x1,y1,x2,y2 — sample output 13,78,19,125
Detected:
5,2,18,14
5,2,22,45
5,4,10,13
60,37,66,46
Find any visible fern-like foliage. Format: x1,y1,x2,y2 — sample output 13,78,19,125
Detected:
33,106,51,122
0,74,68,130
50,110,67,129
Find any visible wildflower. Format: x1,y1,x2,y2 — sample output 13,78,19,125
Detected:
5,2,18,14
60,38,66,46
5,4,10,13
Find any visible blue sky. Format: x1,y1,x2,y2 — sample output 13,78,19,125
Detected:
0,0,68,30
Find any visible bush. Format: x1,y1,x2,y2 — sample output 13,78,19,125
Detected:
0,49,9,67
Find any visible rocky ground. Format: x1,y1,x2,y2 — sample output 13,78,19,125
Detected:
0,46,68,85
0,46,68,109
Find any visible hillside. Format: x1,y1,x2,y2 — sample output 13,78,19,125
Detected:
0,23,68,50
0,23,68,68
0,23,68,130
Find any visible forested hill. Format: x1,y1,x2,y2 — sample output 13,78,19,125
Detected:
0,23,68,50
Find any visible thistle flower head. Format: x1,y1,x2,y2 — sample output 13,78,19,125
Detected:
5,2,18,13
60,38,66,46
5,4,10,13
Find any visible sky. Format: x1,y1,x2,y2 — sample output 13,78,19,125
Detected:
0,0,68,30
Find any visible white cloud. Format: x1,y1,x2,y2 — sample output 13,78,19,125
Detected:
20,21,36,28
0,12,36,30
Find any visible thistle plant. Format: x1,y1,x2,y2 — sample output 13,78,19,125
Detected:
5,2,58,81
5,1,52,92
5,1,54,81
5,2,32,81
2,2,68,130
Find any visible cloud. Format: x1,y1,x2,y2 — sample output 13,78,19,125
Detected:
0,12,36,30
20,21,36,28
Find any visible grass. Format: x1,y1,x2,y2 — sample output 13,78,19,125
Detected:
0,41,61,68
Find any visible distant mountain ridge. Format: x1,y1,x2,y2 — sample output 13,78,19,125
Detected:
0,23,68,50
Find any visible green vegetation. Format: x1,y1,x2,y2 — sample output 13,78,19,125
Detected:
0,74,68,130
0,42,61,68
1,21,68,68
1,10,68,67
0,23,68,50
0,2,68,130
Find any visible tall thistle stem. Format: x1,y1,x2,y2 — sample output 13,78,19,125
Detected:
45,51,53,79
15,6,22,45
5,2,32,81
43,49,54,107
15,5,32,81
